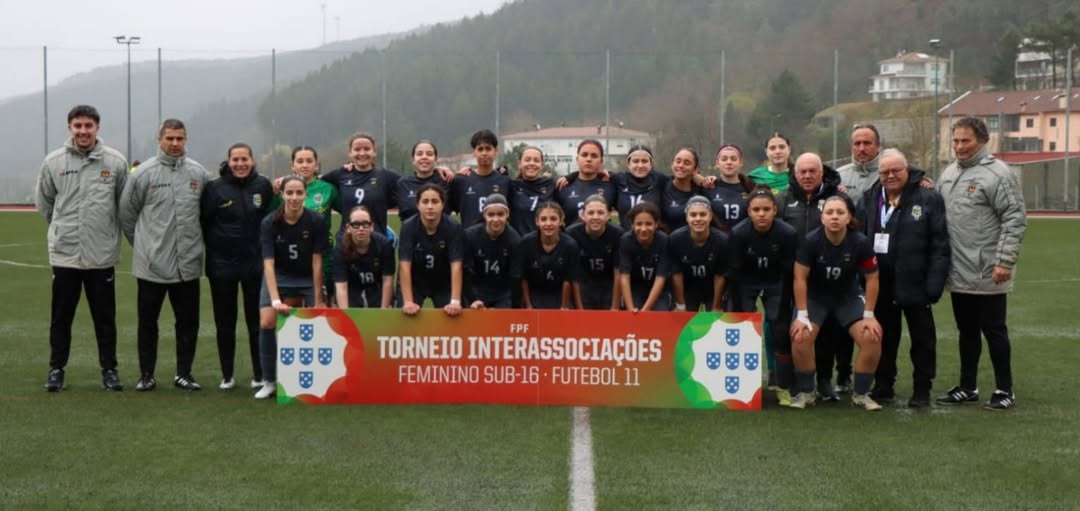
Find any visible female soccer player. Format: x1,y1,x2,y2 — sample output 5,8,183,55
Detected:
255,176,327,399
611,145,665,229
201,142,273,390
709,144,753,230
618,202,671,312
395,140,450,224
333,206,395,308
749,133,793,194
660,148,704,232
508,146,555,234
668,196,728,312
321,132,401,238
789,195,883,411
556,140,615,224
271,146,337,305
727,187,799,405
513,202,581,309
567,195,623,310
463,194,520,309
398,184,465,317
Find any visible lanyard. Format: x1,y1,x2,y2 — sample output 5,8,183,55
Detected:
878,189,898,230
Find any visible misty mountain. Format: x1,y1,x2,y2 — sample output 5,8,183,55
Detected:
0,31,406,202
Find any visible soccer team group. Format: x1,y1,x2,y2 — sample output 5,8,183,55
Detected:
35,104,1026,410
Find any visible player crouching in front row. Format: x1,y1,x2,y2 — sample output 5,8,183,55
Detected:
789,195,883,411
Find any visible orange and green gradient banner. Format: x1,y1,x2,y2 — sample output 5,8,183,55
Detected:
276,309,762,410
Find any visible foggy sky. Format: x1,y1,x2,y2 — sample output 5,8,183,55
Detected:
0,0,509,100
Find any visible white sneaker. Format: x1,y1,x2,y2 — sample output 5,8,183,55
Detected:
789,392,817,409
219,377,236,390
250,379,265,389
254,381,277,400
852,393,883,411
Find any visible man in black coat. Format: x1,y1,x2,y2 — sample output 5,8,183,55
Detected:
857,148,950,407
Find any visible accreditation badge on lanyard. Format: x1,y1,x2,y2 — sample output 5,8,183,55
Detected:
875,189,895,254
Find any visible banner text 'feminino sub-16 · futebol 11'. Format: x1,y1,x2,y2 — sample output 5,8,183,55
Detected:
275,309,763,410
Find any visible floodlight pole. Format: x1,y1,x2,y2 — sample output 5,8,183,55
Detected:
115,35,141,161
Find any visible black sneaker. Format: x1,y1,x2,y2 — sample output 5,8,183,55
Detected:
870,386,896,403
135,374,157,392
907,393,931,409
44,368,65,392
101,369,124,391
936,385,978,405
174,374,202,391
984,390,1015,411
817,381,840,402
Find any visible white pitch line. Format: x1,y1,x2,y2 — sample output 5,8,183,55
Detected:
569,406,596,511
0,259,48,269
0,243,39,248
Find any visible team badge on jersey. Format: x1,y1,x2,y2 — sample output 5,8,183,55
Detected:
370,178,377,187
492,185,500,193
252,194,263,207
314,193,323,204
911,205,922,221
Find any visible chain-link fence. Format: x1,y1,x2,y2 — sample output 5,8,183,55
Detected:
1,44,1075,210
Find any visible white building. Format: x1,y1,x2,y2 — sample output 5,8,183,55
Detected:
869,51,950,102
1014,39,1070,91
501,125,654,175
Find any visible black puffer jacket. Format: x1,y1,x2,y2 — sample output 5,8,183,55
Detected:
776,164,842,240
200,165,274,280
857,167,951,306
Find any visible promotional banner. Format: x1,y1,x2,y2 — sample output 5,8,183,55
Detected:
275,309,762,410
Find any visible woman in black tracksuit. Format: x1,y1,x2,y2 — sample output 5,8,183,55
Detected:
200,142,273,390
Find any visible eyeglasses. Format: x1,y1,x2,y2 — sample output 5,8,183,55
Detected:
347,221,373,229
879,167,906,177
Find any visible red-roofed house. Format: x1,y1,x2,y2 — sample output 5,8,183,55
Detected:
938,87,1080,156
501,125,654,175
938,88,1080,209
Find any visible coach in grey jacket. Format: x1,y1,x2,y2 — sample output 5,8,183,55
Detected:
837,124,882,201
119,118,210,392
935,117,1026,410
35,105,128,392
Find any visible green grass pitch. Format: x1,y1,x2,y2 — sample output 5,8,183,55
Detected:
1,211,1077,509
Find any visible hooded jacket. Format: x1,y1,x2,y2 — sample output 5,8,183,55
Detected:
936,146,1026,294
837,152,880,201
776,164,843,240
35,138,128,269
858,167,951,306
119,149,210,283
200,164,273,280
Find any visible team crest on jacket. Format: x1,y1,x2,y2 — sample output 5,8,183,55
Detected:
253,194,263,207
911,205,922,221
967,185,977,194
101,169,111,179
189,181,199,192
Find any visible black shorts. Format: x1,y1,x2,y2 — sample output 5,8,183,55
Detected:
683,283,713,312
805,294,865,329
413,286,451,308
731,284,786,322
579,281,614,310
529,290,564,310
